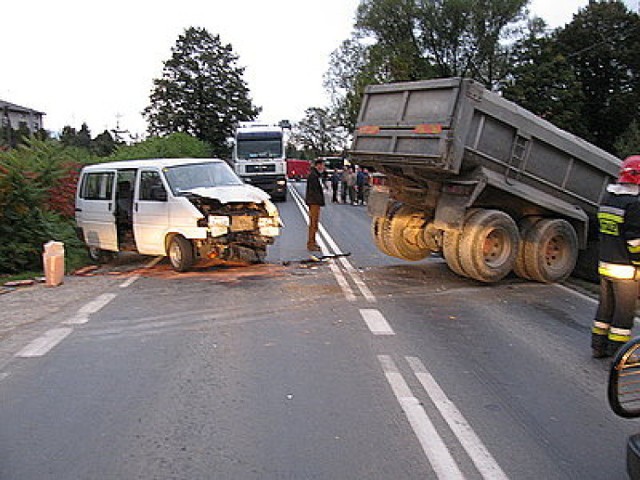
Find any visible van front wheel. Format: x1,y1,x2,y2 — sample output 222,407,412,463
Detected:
168,236,194,272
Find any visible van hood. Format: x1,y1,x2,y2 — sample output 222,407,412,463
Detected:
184,185,270,204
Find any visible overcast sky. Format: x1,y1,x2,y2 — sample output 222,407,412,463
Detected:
2,0,637,138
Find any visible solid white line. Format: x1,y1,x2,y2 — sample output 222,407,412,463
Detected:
360,309,395,335
289,184,375,302
318,221,377,303
119,275,139,288
63,293,117,325
16,328,73,358
406,356,509,480
289,184,356,301
378,355,464,480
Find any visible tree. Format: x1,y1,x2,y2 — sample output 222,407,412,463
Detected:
326,0,528,130
108,132,211,161
502,19,586,136
555,1,640,153
91,130,118,157
290,107,348,158
143,27,260,157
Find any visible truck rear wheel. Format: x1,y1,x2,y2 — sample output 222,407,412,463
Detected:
459,209,519,283
513,217,541,281
523,219,578,283
443,230,467,277
384,205,431,261
168,235,195,272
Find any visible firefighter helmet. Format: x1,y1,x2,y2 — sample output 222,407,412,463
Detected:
618,156,640,184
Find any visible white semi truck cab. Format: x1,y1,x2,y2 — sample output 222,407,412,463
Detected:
233,122,288,202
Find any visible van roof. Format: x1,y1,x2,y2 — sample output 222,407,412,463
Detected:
81,158,226,171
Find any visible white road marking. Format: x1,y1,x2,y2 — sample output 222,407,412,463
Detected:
16,328,73,358
63,293,117,325
360,309,394,335
406,356,509,480
378,355,465,480
289,184,375,302
289,184,356,301
119,275,139,288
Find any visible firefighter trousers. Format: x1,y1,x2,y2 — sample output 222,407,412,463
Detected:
592,276,637,354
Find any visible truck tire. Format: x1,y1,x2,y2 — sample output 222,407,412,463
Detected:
371,216,395,257
442,208,480,279
443,230,467,278
459,209,519,283
384,205,431,261
168,235,195,272
523,219,578,283
513,217,542,281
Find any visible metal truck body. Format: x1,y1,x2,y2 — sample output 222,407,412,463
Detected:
233,123,287,201
350,77,621,283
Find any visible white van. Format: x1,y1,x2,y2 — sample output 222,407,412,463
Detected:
75,158,281,271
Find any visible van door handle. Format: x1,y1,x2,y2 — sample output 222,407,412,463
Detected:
75,208,82,212
108,202,112,211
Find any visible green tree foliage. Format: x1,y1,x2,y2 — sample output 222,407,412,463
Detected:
555,1,640,154
502,19,587,136
108,132,211,161
290,108,348,158
326,0,528,129
60,123,92,150
0,139,88,273
615,120,640,159
91,130,118,157
143,27,260,157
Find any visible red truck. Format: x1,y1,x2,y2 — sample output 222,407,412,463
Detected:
286,159,310,180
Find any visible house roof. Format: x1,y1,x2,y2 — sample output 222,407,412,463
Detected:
0,100,45,116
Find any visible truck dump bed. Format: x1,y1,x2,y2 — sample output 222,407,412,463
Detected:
351,77,620,218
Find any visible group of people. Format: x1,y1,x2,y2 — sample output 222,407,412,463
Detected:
329,165,372,206
303,159,372,251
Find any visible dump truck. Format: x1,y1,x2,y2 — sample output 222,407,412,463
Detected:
350,77,621,283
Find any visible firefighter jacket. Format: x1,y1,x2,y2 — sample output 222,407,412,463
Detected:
598,183,640,278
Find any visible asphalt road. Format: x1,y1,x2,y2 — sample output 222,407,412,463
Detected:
0,181,636,479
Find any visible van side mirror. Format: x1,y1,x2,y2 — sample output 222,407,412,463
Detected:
608,337,640,418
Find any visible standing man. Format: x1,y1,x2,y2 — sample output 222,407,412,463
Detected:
592,155,640,358
305,159,326,252
330,168,342,203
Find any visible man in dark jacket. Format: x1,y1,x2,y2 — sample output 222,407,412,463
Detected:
305,159,326,251
592,155,640,358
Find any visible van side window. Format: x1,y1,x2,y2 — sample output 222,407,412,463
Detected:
81,172,114,200
139,171,167,201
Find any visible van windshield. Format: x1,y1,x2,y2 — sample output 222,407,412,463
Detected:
164,162,243,195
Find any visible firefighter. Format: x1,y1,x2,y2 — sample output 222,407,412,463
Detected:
592,155,640,358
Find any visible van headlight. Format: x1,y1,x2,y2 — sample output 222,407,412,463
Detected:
208,215,230,237
258,217,280,237
208,215,230,228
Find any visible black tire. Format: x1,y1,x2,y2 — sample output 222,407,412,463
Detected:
168,235,195,272
384,205,430,261
523,219,578,283
459,209,519,283
513,217,542,281
87,246,116,264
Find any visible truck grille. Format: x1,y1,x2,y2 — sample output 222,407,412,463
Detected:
246,164,276,173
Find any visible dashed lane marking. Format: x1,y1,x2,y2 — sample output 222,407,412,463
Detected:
360,309,394,335
63,293,117,325
16,328,73,358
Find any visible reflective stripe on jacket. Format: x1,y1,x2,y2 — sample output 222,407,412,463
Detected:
598,183,640,268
